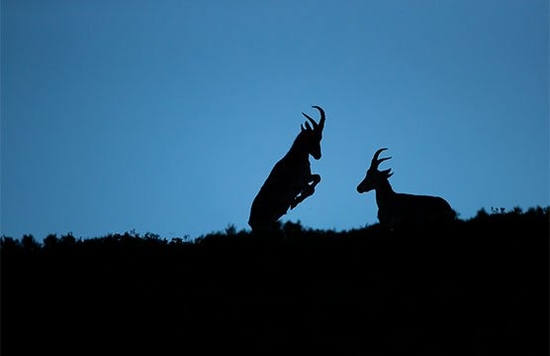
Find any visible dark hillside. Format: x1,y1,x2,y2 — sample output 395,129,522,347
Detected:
2,207,548,355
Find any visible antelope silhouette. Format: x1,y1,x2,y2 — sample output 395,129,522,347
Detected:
248,106,326,234
357,148,456,228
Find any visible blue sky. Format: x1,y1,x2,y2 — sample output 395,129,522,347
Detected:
2,0,548,241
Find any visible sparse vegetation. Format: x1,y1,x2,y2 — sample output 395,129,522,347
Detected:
2,206,548,355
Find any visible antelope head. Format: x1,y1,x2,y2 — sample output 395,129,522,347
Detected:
357,147,393,193
300,105,326,160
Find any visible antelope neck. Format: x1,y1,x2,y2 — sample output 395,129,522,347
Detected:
374,179,395,207
286,135,311,160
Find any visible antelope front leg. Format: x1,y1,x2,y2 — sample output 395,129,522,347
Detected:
290,174,321,210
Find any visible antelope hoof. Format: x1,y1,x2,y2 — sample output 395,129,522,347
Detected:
311,174,321,186
303,184,315,197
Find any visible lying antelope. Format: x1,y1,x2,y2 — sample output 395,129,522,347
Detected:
357,148,456,228
248,106,326,233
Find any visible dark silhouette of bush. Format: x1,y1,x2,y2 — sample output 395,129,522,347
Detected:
1,206,548,355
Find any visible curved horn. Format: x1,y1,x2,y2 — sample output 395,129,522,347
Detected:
301,112,318,129
371,148,391,169
312,105,325,129
301,105,325,131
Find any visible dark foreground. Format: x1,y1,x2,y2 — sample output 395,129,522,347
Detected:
2,208,549,355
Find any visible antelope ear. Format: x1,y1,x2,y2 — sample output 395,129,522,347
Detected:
304,121,312,131
382,168,393,178
301,124,305,132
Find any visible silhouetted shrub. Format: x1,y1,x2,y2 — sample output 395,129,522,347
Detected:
1,206,548,355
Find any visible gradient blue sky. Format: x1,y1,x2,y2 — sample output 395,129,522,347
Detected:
2,0,548,241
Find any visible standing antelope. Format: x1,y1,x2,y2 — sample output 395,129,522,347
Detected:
357,148,456,228
248,106,326,233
